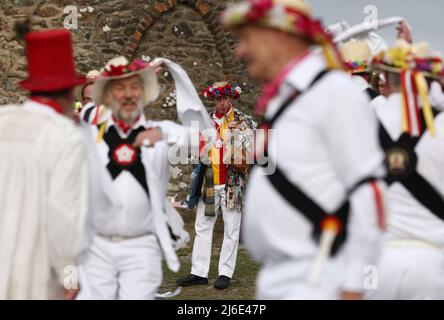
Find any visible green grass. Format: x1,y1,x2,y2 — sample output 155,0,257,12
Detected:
159,209,260,300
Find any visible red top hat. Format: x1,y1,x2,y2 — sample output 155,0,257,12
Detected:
20,29,85,92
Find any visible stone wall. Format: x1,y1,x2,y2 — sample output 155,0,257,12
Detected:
0,0,261,200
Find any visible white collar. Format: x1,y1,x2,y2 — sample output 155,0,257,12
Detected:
23,99,58,115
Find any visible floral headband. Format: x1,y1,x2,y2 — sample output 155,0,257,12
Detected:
373,43,444,77
202,82,242,99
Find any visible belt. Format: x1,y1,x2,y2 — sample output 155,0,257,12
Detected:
386,239,444,251
97,232,153,243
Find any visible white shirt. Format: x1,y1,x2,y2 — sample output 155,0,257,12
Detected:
89,114,192,237
0,100,89,299
85,110,193,272
92,115,153,237
244,51,386,291
373,93,444,246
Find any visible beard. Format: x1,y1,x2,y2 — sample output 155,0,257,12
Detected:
109,95,145,124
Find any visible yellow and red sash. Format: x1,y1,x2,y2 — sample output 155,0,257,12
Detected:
210,109,234,185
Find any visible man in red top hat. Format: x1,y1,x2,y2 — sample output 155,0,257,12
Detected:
0,29,89,300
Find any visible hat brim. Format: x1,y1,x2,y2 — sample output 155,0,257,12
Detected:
372,63,402,74
92,68,159,107
350,69,371,75
204,94,240,100
372,63,444,80
20,75,86,92
422,72,443,81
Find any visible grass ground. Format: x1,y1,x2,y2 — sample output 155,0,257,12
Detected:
159,208,260,300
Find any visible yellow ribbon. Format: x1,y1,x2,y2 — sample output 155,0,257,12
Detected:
401,88,410,133
313,33,343,70
96,121,107,144
95,105,109,144
323,43,342,70
415,72,436,137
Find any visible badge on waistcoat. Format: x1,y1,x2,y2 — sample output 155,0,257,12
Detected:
113,143,137,166
385,146,411,178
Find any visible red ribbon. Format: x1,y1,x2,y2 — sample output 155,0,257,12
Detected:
112,115,141,134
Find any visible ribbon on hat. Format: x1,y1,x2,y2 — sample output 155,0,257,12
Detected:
400,70,436,137
313,25,344,70
415,72,436,136
400,70,421,136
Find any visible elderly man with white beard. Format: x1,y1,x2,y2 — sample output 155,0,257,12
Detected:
76,56,193,300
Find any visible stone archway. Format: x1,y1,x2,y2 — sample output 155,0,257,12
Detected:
123,0,236,78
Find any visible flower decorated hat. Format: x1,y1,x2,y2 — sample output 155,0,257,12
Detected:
92,56,159,106
372,40,444,137
372,40,444,80
202,81,242,100
221,0,343,69
340,40,372,74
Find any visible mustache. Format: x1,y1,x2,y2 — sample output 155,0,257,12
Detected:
120,98,138,106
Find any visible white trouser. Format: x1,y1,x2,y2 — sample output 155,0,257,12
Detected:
191,185,242,278
76,234,162,300
366,239,444,300
256,259,342,300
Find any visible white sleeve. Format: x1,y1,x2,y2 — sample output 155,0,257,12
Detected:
341,181,386,292
46,128,89,285
149,141,169,171
321,86,385,186
150,120,200,149
321,86,386,293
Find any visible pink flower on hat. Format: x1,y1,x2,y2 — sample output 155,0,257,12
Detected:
128,58,148,72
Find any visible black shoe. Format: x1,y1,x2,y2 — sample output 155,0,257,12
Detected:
176,274,208,287
214,275,230,289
